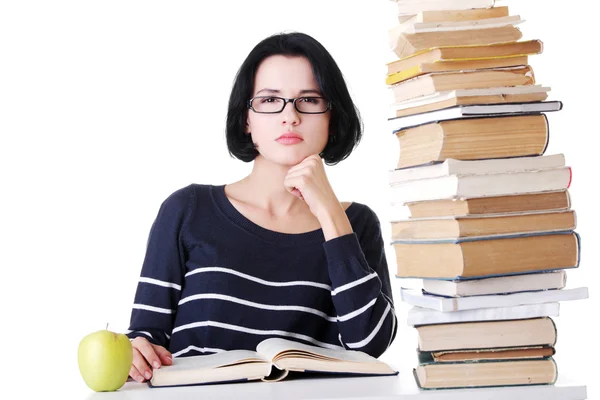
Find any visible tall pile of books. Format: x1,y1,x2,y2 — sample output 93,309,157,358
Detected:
385,0,589,392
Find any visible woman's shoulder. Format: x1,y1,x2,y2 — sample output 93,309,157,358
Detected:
344,201,381,224
162,183,218,199
158,183,219,214
344,201,385,244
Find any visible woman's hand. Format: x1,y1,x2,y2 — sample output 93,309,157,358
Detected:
129,336,173,382
284,154,339,218
284,154,353,240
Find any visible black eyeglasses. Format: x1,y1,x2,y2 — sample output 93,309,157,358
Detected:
247,96,332,114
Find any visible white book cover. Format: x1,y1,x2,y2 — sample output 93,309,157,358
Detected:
388,101,563,133
422,270,567,297
388,154,565,185
407,302,560,326
400,286,588,312
389,167,571,205
391,85,551,112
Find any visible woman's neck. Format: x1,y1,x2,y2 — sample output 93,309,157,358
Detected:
232,155,308,217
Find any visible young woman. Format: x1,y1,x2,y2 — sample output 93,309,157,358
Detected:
126,32,397,383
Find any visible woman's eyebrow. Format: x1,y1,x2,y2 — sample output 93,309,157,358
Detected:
298,89,322,96
254,88,323,96
255,88,280,95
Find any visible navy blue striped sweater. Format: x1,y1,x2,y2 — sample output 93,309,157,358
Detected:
126,184,397,358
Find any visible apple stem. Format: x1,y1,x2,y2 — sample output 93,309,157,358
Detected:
106,322,109,330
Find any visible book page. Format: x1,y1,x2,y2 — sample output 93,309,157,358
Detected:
256,338,380,363
150,350,273,387
167,350,268,373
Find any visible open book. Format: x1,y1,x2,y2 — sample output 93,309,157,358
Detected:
149,338,398,388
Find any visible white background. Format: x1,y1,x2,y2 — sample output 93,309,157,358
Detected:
1,0,597,398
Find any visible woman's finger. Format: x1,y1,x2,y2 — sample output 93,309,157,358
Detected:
129,348,148,382
131,337,158,380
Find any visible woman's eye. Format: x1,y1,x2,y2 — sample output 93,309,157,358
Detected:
261,97,278,103
300,97,320,104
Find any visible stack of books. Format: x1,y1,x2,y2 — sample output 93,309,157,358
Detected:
385,0,589,392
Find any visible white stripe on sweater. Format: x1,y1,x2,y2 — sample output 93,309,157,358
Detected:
139,277,181,291
132,303,175,314
346,303,392,349
172,320,343,350
179,293,337,322
185,267,331,290
337,298,377,322
331,272,378,296
387,307,397,350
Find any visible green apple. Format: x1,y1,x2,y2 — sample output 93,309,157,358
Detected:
78,329,133,392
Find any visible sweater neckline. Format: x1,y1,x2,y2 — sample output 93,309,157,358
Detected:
210,184,358,245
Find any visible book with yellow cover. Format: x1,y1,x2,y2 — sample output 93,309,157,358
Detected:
386,40,543,76
386,56,529,85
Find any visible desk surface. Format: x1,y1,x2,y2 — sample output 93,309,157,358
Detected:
83,371,587,400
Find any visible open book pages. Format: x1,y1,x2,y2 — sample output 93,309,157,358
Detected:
150,350,271,387
149,338,397,388
257,338,395,374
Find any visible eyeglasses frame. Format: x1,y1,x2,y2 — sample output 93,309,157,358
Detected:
247,95,332,114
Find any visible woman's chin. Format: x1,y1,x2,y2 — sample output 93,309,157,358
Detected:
262,150,317,166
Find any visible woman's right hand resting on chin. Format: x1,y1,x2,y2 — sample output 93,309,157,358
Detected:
129,336,173,382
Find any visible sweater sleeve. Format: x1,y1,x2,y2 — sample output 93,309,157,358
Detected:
125,186,193,348
323,206,397,358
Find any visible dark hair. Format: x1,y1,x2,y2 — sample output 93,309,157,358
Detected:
226,32,363,165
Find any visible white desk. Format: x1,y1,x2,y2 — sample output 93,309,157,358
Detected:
83,370,587,400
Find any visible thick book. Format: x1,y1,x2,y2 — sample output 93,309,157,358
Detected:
148,338,398,388
393,113,549,169
400,286,589,312
405,190,570,218
389,154,565,185
416,317,557,352
388,101,562,132
414,358,557,389
393,25,523,62
389,16,525,61
394,231,580,280
407,302,560,326
393,231,580,279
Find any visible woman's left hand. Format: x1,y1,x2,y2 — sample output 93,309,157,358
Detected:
284,154,340,220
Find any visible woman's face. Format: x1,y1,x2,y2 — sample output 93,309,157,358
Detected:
246,55,331,167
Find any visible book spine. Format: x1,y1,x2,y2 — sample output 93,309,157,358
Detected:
391,229,576,244
541,113,550,155
548,317,558,346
